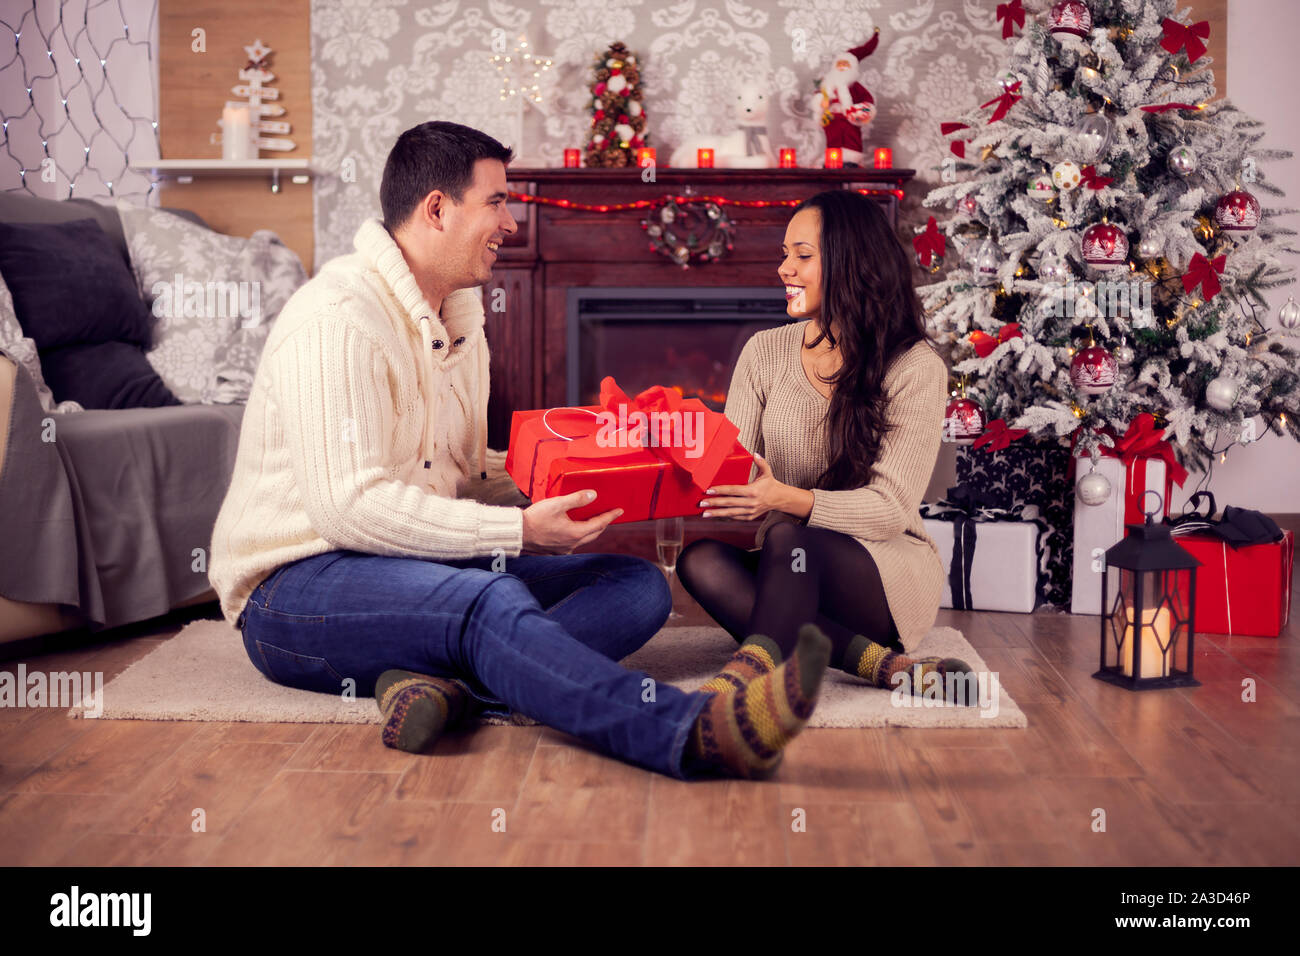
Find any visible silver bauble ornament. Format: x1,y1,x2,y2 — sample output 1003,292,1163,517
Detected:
1115,342,1135,364
1205,375,1239,410
973,237,1001,286
1167,145,1198,177
1073,112,1114,162
1077,469,1112,506
1038,250,1070,283
1279,295,1300,330
1137,235,1162,259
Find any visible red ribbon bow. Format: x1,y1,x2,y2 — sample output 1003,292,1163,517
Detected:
1160,18,1210,63
996,0,1025,40
969,323,1023,358
1101,413,1190,525
1080,165,1114,190
1182,252,1226,301
981,81,1022,124
973,418,1028,452
1140,102,1201,114
941,121,970,158
912,215,945,267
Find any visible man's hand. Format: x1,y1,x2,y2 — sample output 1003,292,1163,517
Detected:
521,489,623,554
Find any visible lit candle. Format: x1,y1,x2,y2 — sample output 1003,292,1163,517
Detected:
779,148,796,168
824,146,843,169
563,148,581,168
1120,606,1172,678
636,147,656,167
874,147,893,169
696,148,714,169
221,105,252,161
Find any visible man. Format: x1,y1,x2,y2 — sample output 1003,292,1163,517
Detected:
209,121,829,779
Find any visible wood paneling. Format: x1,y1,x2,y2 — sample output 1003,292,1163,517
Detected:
157,0,313,271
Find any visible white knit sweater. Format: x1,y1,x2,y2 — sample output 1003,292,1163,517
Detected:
209,219,525,625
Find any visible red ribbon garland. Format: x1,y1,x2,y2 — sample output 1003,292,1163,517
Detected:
940,122,970,158
996,0,1026,40
1182,252,1226,301
980,81,1022,124
912,215,945,267
973,418,1028,452
1080,165,1114,190
1140,102,1201,114
504,188,905,214
1160,18,1211,63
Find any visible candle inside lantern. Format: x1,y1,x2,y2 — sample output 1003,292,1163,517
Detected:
824,147,843,169
874,147,893,169
779,148,797,168
1120,606,1172,678
697,148,714,169
636,147,656,168
563,149,581,168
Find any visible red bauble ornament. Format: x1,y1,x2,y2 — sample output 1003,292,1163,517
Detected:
945,397,986,442
1081,222,1129,272
1070,345,1118,395
1213,189,1262,239
1049,1,1092,43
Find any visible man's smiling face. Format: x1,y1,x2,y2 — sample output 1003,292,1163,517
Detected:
441,158,517,289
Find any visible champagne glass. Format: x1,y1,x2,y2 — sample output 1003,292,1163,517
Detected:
655,516,685,620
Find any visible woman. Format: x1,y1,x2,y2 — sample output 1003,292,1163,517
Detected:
679,189,973,701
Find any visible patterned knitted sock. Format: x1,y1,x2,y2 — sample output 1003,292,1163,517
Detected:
697,634,781,696
688,624,831,779
842,635,976,704
375,669,469,753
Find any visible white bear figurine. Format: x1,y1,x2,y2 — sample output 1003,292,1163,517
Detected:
669,84,775,169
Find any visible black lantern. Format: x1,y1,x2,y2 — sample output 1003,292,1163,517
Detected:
1094,491,1201,690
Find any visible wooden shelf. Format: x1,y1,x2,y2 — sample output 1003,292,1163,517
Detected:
129,158,314,191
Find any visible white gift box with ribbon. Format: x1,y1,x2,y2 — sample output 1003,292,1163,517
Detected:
921,517,1041,613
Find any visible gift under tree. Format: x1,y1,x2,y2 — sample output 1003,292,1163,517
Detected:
918,0,1300,487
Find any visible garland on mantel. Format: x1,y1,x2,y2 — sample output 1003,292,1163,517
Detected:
504,187,905,214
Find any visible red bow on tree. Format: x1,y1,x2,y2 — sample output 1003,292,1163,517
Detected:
1182,252,1226,301
973,418,1028,452
1140,102,1200,114
996,0,1026,40
1110,413,1190,486
1079,165,1114,190
981,81,1022,124
1160,18,1210,63
941,122,970,158
912,215,945,268
969,323,1023,358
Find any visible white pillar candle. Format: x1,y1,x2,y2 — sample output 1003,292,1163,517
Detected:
222,105,252,161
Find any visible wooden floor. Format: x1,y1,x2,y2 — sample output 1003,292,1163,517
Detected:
1,520,1297,866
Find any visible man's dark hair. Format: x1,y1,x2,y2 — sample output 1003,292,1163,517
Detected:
380,121,514,230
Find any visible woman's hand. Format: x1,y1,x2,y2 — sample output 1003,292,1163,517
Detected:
699,454,812,521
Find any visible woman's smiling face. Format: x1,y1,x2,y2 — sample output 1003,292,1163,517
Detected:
779,207,822,320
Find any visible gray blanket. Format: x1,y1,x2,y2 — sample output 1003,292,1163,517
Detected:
1,355,243,629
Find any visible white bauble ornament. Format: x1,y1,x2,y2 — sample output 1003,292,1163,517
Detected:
1027,174,1057,202
613,123,635,145
607,74,628,95
1077,468,1112,506
1137,235,1162,259
973,237,1001,286
1167,145,1198,177
1052,161,1082,192
628,100,642,117
1279,295,1300,330
1205,375,1239,410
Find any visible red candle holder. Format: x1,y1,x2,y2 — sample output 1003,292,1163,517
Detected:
563,149,581,168
636,147,656,168
697,148,714,169
779,148,796,168
824,147,843,169
874,147,893,169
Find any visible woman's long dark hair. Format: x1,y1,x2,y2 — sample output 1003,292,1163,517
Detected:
795,190,936,491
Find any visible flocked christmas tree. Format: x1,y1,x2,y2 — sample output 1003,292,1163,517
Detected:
917,0,1300,474
584,42,650,168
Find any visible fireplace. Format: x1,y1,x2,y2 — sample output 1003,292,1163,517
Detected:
567,287,791,410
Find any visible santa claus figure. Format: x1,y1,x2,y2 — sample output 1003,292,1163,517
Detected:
815,29,880,166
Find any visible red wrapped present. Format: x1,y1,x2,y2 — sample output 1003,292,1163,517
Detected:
1173,529,1294,637
504,376,754,524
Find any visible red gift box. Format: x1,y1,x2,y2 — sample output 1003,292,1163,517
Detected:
1173,529,1293,637
504,376,754,524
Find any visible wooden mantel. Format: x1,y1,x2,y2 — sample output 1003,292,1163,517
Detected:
482,167,915,446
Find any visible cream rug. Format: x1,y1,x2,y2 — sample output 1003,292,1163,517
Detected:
68,619,1026,729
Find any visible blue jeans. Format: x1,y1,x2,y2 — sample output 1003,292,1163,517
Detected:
236,549,710,779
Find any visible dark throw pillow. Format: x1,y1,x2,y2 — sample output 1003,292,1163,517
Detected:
0,218,154,350
39,341,180,409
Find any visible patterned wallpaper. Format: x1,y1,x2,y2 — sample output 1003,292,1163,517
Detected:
310,0,1012,270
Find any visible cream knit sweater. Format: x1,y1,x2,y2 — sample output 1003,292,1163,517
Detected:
209,219,525,625
724,321,948,652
